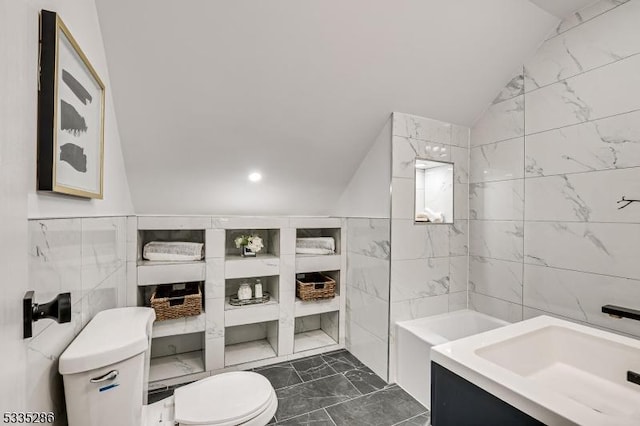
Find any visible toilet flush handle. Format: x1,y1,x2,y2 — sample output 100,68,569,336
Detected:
90,370,119,383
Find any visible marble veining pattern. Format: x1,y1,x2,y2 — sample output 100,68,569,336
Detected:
469,220,524,263
345,218,390,381
469,256,523,304
392,112,452,145
470,137,524,183
527,0,640,91
469,180,525,221
525,54,640,135
469,0,640,337
525,110,640,177
27,216,129,422
547,0,631,40
470,95,524,147
389,113,469,381
468,292,523,323
492,69,524,104
524,168,640,223
524,221,640,279
391,258,450,302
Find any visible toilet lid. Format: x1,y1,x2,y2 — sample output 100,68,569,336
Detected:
174,372,274,425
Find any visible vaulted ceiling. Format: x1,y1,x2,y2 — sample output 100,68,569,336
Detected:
96,0,561,215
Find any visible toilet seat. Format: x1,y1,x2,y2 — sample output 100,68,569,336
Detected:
173,372,276,425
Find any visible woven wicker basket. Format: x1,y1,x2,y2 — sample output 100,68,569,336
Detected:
151,283,202,321
296,272,336,301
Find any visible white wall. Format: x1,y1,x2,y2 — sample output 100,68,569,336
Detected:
0,0,133,416
0,0,31,413
336,119,391,218
96,0,557,215
24,0,133,218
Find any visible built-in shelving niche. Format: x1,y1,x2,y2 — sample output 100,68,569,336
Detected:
224,276,279,311
224,321,279,366
224,229,280,259
149,331,205,382
137,229,206,264
138,281,205,313
294,312,339,353
294,270,340,304
296,227,341,255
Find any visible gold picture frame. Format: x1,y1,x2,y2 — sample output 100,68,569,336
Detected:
37,10,105,199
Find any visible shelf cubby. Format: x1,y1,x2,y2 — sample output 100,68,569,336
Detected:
224,321,278,366
294,295,340,318
149,350,205,382
138,229,206,261
152,313,206,338
149,331,205,382
296,227,342,255
225,276,279,306
224,229,280,259
139,281,205,312
293,312,339,353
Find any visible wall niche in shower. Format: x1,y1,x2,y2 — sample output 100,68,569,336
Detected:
414,158,454,224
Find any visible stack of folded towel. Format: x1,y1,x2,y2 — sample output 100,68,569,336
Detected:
143,241,204,261
296,237,335,255
416,207,445,223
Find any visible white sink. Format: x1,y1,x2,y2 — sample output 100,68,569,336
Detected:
431,316,640,426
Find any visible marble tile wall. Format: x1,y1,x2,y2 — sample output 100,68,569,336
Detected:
345,218,390,381
389,112,470,382
469,0,640,336
26,216,129,424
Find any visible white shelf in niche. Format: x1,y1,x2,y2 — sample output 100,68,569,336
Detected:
149,350,205,382
224,340,277,367
294,329,337,353
295,254,341,274
294,296,340,318
224,299,279,327
137,260,206,286
224,255,280,279
152,313,206,338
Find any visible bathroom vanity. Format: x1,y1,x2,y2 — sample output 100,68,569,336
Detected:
430,316,640,426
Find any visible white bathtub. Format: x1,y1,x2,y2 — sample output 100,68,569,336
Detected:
396,309,509,408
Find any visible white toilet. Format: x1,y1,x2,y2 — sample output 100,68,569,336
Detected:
59,307,277,426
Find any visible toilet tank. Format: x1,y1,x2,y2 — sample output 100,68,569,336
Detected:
59,307,155,426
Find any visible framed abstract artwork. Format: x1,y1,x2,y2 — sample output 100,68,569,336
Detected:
37,10,105,199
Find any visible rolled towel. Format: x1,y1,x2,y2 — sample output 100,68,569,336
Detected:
417,207,445,223
296,237,335,254
143,241,204,261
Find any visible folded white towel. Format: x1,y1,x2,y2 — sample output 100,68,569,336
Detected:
295,247,335,255
296,237,335,253
143,241,204,261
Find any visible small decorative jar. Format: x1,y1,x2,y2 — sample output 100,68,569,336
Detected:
237,283,252,300
254,279,263,298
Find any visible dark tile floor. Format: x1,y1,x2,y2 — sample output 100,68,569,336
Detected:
148,349,430,426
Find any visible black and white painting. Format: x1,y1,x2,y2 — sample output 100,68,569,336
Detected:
37,10,105,199
55,29,104,197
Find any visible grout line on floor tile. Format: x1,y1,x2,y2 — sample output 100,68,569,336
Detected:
275,377,364,422
390,410,430,426
323,408,338,426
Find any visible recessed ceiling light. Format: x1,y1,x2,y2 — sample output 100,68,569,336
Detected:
248,172,262,182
